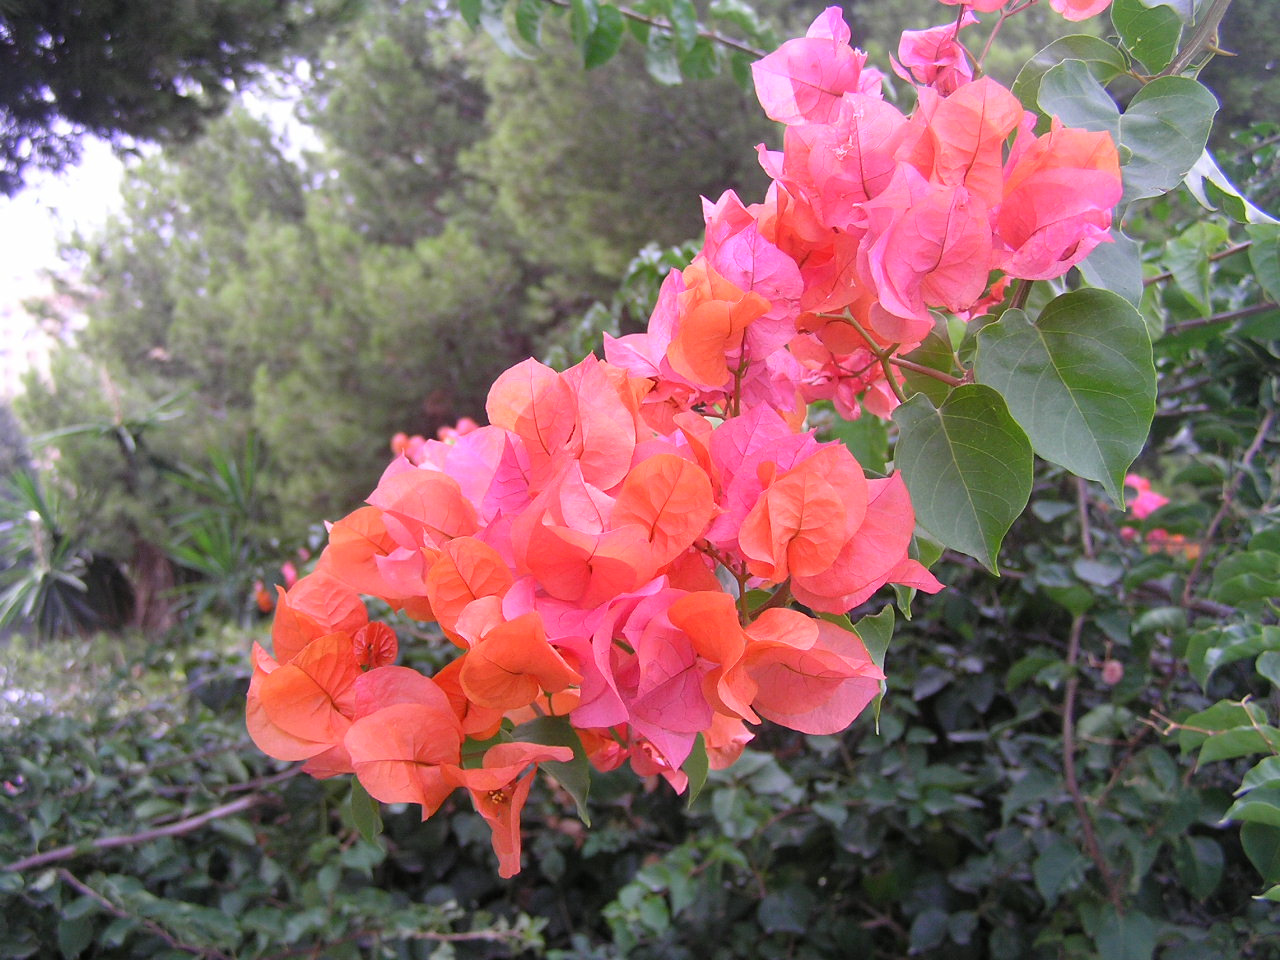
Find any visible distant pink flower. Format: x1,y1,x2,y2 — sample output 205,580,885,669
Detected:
1049,0,1112,21
1124,474,1169,520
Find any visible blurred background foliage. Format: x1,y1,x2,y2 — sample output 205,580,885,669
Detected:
2,0,1280,956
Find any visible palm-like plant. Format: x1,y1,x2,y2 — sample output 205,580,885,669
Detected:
0,471,99,640
166,435,276,628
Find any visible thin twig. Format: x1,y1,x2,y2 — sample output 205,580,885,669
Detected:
1182,408,1277,608
889,355,964,387
1159,0,1235,77
1062,614,1125,912
748,582,792,618
57,868,235,960
1143,241,1252,286
1097,726,1154,807
4,794,271,873
1010,278,1033,311
258,926,535,960
1076,478,1094,560
154,766,301,799
844,311,908,403
539,0,768,59
1159,375,1213,399
1164,301,1277,334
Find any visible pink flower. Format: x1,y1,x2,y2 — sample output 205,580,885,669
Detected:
1049,0,1112,21
893,13,978,95
1124,474,1169,520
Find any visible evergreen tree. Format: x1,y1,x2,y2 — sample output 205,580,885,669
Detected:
0,0,353,194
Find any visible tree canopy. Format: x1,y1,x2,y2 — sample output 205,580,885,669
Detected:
0,0,352,195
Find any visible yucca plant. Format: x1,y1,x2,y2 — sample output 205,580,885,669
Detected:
166,435,277,628
0,471,99,641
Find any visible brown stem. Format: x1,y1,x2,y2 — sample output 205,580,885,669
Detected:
1181,408,1276,608
259,926,535,960
1062,615,1125,912
889,355,964,387
1010,278,1034,311
976,0,1037,70
1077,477,1095,559
843,311,908,403
539,0,767,59
57,869,234,960
3,794,271,873
748,582,792,619
1097,726,1154,808
1159,0,1235,77
1164,301,1278,334
1144,241,1252,286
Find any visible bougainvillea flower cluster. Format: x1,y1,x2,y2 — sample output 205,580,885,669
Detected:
248,6,1121,876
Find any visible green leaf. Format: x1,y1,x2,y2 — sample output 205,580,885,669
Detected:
1034,833,1089,904
900,325,956,407
479,0,535,59
1259,884,1280,902
1164,220,1230,314
1174,835,1224,899
1179,700,1269,753
758,885,815,935
583,4,625,68
1243,822,1280,883
1223,787,1280,829
1111,0,1182,72
669,0,699,52
678,36,720,79
458,0,481,29
1118,76,1218,204
894,533,942,618
909,909,949,953
210,817,257,847
974,290,1154,503
892,385,1033,573
854,606,894,675
514,0,545,47
569,0,598,49
347,779,383,845
1186,152,1279,225
683,732,709,807
1037,59,1120,143
1185,625,1280,691
852,605,894,727
709,0,766,36
1210,551,1280,608
1248,223,1280,302
1201,726,1280,764
513,715,592,825
1011,35,1127,111
645,29,683,85
57,915,94,959
827,404,888,475
1239,756,1280,795
1078,229,1143,306
1258,652,1280,688
1094,907,1158,960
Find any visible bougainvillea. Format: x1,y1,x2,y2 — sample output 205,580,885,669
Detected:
247,5,1123,876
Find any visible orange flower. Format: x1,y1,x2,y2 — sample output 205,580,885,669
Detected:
445,742,575,878
667,257,770,387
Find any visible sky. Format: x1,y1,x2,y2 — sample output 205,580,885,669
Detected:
0,137,124,397
0,90,309,398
